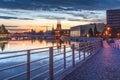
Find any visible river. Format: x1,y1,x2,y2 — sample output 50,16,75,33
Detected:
0,39,76,80
0,39,70,52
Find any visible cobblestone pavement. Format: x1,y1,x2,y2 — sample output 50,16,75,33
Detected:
63,41,120,80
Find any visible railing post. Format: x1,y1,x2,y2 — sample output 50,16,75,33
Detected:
90,43,92,55
63,45,66,69
49,47,54,80
92,43,95,53
79,44,81,60
72,44,75,67
27,50,30,80
83,44,86,60
101,40,103,47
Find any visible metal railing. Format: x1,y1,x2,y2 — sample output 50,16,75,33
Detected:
0,40,102,80
108,40,119,49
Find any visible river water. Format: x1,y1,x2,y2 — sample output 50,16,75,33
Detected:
0,39,70,52
0,39,77,80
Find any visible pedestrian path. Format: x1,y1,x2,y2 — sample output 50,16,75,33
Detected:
63,41,120,80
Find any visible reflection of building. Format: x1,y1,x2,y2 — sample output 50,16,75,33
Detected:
70,23,105,37
107,9,120,37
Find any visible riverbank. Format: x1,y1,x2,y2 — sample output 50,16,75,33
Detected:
61,36,103,42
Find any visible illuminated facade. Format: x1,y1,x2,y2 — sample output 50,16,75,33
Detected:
70,23,105,37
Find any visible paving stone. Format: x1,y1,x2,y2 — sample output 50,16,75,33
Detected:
63,41,120,80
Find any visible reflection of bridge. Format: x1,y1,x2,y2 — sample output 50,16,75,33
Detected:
0,34,60,40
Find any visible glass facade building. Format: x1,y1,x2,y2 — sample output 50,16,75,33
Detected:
107,9,120,28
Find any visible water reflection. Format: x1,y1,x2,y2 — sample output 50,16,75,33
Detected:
0,39,70,52
0,41,8,52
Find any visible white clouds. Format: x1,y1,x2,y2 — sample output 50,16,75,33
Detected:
0,8,106,23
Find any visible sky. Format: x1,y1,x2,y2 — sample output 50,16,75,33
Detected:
0,0,120,32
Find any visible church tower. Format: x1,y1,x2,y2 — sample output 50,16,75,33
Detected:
56,19,62,36
56,19,61,31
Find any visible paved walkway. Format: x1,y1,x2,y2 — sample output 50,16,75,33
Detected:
63,41,120,80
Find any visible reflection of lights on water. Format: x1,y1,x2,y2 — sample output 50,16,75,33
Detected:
7,44,10,48
22,43,26,47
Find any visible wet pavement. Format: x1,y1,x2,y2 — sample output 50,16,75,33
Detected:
63,41,120,80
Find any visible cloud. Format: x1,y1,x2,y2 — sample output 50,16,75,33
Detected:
5,26,18,30
0,0,109,24
67,18,81,22
8,29,29,31
37,15,66,20
0,0,120,10
0,16,33,20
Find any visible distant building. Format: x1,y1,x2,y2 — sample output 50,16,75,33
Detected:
61,29,70,36
70,23,105,37
45,30,54,35
44,20,70,37
55,19,62,36
54,20,70,36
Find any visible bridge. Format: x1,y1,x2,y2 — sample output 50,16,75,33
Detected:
0,38,102,80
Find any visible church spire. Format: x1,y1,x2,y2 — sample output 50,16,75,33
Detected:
56,19,61,31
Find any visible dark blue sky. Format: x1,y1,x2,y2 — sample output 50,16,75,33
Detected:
0,0,120,10
0,0,120,32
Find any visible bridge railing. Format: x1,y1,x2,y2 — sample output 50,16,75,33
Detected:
0,40,102,80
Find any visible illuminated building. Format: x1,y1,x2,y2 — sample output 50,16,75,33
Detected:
70,23,105,37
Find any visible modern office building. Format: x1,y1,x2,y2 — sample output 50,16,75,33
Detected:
70,23,105,37
106,9,120,37
107,9,120,28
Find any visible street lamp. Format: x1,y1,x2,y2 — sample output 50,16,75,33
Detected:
107,27,111,31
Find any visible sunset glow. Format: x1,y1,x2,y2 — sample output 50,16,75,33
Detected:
0,0,120,32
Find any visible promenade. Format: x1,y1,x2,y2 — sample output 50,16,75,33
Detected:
63,41,120,80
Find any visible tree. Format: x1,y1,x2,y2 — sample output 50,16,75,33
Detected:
88,28,93,37
0,24,8,34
